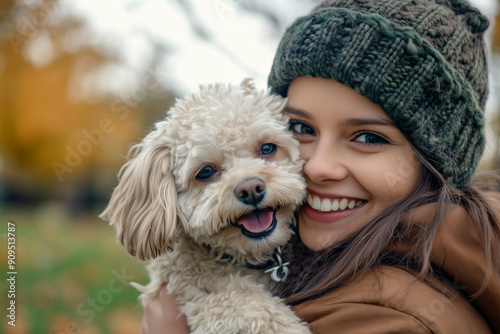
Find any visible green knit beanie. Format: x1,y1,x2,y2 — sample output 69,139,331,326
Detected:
268,0,489,188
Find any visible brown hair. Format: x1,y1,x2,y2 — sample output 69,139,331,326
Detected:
278,150,500,305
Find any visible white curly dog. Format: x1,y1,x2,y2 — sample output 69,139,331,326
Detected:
100,78,310,334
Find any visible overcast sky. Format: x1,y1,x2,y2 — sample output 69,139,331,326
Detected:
19,0,499,100
49,0,318,97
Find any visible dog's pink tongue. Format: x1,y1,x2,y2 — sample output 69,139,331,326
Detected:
238,210,273,233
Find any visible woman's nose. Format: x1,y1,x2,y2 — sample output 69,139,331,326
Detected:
302,143,349,183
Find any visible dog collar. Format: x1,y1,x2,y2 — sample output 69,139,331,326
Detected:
203,245,289,282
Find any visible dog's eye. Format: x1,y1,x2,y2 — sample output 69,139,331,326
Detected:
259,143,277,156
195,166,217,181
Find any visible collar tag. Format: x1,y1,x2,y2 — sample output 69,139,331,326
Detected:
264,246,289,282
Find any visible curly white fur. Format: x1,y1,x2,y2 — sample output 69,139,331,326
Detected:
100,78,310,334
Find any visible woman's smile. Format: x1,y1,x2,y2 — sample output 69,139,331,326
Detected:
303,190,367,223
306,193,364,212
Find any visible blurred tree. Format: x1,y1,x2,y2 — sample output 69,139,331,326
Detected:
494,6,500,51
0,0,175,208
489,9,500,170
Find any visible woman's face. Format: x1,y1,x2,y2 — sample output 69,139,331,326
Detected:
285,76,420,251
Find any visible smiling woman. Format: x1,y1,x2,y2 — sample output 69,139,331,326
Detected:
266,0,500,332
285,76,420,250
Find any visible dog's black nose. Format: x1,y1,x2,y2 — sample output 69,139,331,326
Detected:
234,177,266,206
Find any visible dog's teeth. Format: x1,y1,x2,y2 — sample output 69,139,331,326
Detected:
339,198,348,210
348,200,356,209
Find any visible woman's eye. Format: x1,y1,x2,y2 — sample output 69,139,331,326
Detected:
195,166,217,181
289,122,315,135
354,132,389,145
259,143,277,156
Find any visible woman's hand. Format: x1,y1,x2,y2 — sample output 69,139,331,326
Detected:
141,285,190,334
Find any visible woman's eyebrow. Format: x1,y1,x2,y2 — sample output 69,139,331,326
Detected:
284,106,396,127
283,106,312,119
342,117,396,127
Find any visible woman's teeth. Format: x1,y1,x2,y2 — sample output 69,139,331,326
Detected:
307,194,363,212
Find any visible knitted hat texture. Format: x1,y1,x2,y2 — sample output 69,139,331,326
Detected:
268,0,489,187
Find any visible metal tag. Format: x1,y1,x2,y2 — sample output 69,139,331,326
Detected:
266,264,290,282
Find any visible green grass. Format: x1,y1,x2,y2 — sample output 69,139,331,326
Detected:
1,204,149,334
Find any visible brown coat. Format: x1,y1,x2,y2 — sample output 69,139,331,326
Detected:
293,207,500,333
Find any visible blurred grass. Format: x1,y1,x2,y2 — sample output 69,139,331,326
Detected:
1,204,149,334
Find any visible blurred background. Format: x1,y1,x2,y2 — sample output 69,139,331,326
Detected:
0,0,498,333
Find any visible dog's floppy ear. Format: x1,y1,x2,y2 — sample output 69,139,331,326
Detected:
100,142,187,260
